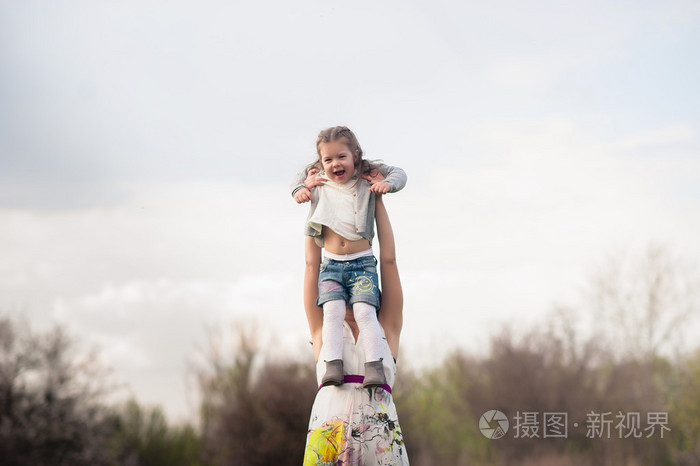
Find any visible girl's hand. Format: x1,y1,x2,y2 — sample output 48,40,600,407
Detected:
304,168,327,190
368,182,391,194
294,187,313,203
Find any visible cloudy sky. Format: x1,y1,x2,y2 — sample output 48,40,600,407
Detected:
2,0,700,421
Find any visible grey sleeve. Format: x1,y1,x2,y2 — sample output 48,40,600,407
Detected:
377,163,407,193
290,169,309,197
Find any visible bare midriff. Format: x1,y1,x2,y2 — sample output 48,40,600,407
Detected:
322,226,371,255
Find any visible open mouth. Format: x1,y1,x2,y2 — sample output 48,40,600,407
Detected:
334,169,346,178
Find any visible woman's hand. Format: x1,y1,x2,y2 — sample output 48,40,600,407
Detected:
304,168,327,190
362,169,390,194
294,168,327,203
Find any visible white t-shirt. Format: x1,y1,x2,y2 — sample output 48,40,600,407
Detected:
307,177,362,244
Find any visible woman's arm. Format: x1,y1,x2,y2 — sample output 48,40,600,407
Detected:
375,195,403,359
304,236,324,361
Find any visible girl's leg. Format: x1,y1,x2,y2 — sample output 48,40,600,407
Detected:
352,302,383,361
353,302,387,387
321,299,346,386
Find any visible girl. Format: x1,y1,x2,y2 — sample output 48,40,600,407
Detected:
291,126,406,387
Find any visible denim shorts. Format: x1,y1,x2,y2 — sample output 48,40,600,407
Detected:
316,255,380,309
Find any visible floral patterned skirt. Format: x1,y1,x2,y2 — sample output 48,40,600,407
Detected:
303,381,409,465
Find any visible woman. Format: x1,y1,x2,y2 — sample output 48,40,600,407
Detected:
302,194,409,465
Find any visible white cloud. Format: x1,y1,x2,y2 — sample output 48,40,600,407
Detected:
614,125,697,151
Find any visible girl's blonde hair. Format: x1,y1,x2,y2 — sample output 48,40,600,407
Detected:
308,126,379,177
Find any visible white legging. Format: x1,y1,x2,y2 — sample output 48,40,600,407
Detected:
322,299,383,363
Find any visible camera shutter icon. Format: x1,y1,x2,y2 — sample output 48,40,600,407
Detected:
479,410,509,439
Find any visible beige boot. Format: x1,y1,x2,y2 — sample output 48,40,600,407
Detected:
321,359,344,386
362,359,386,388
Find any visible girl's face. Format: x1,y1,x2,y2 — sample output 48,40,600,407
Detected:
318,139,358,184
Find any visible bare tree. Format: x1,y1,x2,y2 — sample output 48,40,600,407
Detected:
196,323,317,466
588,243,699,360
0,317,114,465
